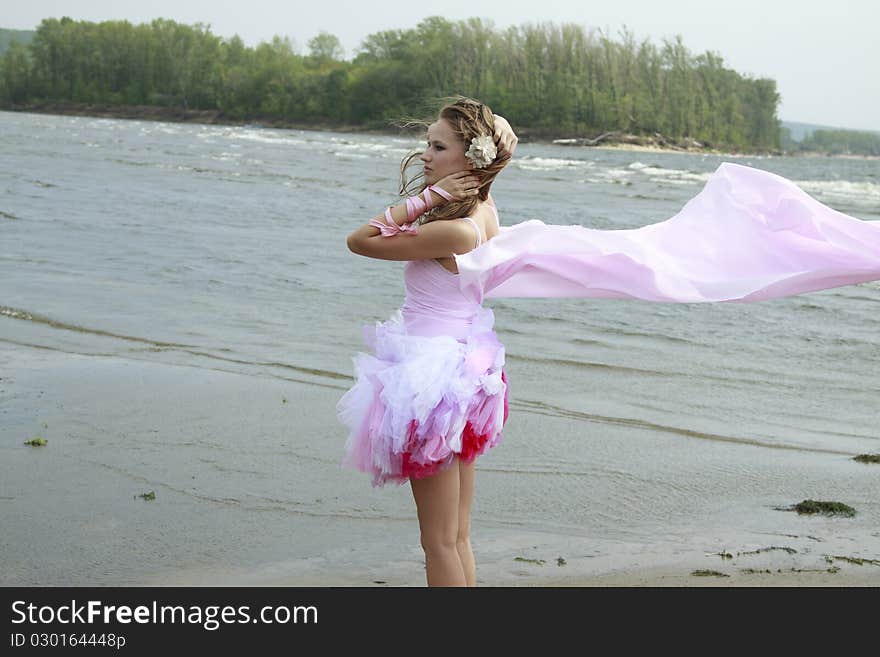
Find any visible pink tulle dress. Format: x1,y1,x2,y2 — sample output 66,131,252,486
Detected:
337,207,509,487
338,162,880,487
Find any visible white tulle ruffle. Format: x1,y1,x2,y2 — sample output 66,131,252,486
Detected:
336,306,509,487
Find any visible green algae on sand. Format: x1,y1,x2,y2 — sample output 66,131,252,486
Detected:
691,569,729,577
514,556,546,566
793,500,856,517
737,546,797,556
774,500,856,517
853,454,880,464
24,437,47,446
825,554,880,566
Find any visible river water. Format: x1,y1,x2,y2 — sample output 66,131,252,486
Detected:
2,110,878,585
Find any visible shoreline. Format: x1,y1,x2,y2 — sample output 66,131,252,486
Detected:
0,102,746,156
8,102,875,159
3,334,879,588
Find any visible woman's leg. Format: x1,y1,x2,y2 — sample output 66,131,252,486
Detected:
457,457,477,586
410,458,467,586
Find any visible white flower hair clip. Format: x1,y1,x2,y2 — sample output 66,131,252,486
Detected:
465,134,497,169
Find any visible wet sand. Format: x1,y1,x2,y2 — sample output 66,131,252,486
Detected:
2,335,878,587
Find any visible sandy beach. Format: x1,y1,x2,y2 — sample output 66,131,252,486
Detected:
3,336,878,588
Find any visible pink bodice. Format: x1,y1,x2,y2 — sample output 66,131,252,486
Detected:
401,258,485,339
400,213,495,339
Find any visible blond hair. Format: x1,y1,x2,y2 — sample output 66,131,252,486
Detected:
399,96,510,223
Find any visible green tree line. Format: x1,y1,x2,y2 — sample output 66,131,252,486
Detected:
781,126,880,156
0,28,35,54
1,16,784,150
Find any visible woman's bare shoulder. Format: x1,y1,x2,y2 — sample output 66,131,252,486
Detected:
474,199,500,239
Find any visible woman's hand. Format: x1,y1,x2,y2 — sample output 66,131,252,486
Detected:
432,171,480,201
493,114,518,159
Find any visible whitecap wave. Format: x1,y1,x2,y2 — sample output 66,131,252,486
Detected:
515,157,595,171
795,179,880,210
333,151,370,159
330,139,410,157
626,162,712,185
225,131,307,147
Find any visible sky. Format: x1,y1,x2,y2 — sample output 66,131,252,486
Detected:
4,0,878,131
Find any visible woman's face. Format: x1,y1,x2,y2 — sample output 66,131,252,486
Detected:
420,119,469,185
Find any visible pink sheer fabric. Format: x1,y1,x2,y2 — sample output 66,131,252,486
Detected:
454,162,880,304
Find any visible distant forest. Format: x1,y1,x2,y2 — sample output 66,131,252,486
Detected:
781,126,880,156
0,18,876,155
0,28,35,53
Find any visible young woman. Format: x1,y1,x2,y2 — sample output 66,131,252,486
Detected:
338,96,880,587
338,97,518,586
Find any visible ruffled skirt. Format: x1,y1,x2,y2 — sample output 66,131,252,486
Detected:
336,306,509,487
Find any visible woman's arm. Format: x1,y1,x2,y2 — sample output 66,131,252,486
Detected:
347,171,479,260
493,114,518,158
347,217,477,261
